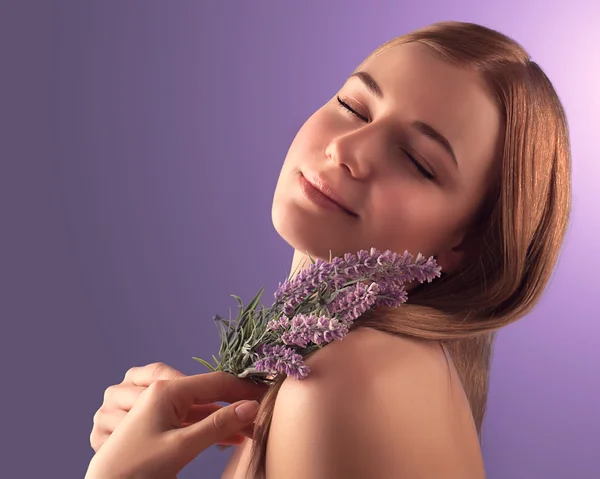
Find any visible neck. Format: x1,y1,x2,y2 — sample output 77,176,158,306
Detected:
288,249,314,279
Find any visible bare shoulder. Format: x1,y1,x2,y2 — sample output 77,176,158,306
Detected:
265,327,486,479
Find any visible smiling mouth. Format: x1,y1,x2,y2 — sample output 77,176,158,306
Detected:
299,173,358,218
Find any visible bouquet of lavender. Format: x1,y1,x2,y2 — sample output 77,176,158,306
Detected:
193,248,441,384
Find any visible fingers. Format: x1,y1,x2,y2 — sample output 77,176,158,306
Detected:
182,405,256,441
240,424,255,439
90,408,127,452
143,372,267,435
90,383,145,451
182,403,221,423
90,430,107,453
91,362,185,452
123,362,186,387
95,407,128,434
180,405,250,445
171,372,269,407
174,400,260,461
103,384,146,411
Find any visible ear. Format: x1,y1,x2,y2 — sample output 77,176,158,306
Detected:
434,244,466,276
434,229,476,275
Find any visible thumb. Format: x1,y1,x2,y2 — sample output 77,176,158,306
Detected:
175,400,260,456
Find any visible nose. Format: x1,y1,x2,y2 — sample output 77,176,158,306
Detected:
324,125,385,179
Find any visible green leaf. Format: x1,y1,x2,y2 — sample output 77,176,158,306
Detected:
288,261,304,281
231,294,244,308
250,312,261,336
244,288,265,315
214,316,233,353
237,323,246,348
212,354,221,368
237,289,264,334
192,357,216,372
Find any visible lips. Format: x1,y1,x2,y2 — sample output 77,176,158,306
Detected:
302,173,358,217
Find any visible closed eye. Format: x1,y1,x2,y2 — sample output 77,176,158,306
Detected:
336,96,435,180
404,150,434,180
336,96,369,122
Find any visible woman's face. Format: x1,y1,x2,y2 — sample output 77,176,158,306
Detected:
272,42,502,273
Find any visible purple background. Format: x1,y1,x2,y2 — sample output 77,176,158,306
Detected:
3,1,598,478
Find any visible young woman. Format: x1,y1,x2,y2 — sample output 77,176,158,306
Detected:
89,20,571,479
221,20,571,479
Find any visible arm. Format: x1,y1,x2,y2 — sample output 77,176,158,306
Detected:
264,328,485,478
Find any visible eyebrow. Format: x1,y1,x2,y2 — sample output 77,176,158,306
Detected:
349,71,458,167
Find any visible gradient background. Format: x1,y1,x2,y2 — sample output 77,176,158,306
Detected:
2,1,598,478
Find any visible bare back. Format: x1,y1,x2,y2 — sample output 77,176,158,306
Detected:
222,328,485,479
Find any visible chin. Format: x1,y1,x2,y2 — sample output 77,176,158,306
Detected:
271,201,353,261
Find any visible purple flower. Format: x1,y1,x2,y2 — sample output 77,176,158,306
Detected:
327,282,380,323
196,248,444,385
274,313,349,348
254,344,310,380
372,279,408,308
274,249,440,311
211,249,440,382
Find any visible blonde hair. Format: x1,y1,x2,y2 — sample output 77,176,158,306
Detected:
247,21,572,478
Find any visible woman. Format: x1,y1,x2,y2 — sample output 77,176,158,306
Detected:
90,21,571,478
224,20,571,479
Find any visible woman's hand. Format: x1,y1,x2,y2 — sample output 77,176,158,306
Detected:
85,371,268,479
90,362,261,452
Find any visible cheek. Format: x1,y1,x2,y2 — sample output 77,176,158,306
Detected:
273,110,330,199
369,186,460,250
287,107,337,158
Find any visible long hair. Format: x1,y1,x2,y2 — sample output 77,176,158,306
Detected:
247,21,572,478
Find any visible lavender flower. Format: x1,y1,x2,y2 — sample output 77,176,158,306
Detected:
254,344,311,380
373,279,408,308
269,313,349,348
327,282,380,323
274,248,439,314
193,248,441,384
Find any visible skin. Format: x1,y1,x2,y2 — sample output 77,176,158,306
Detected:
266,327,486,478
85,372,268,479
224,42,502,478
272,42,502,281
223,329,486,479
89,363,263,453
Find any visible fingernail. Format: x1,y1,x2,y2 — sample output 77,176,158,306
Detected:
235,400,259,421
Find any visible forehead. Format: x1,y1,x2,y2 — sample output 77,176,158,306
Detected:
356,42,502,174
